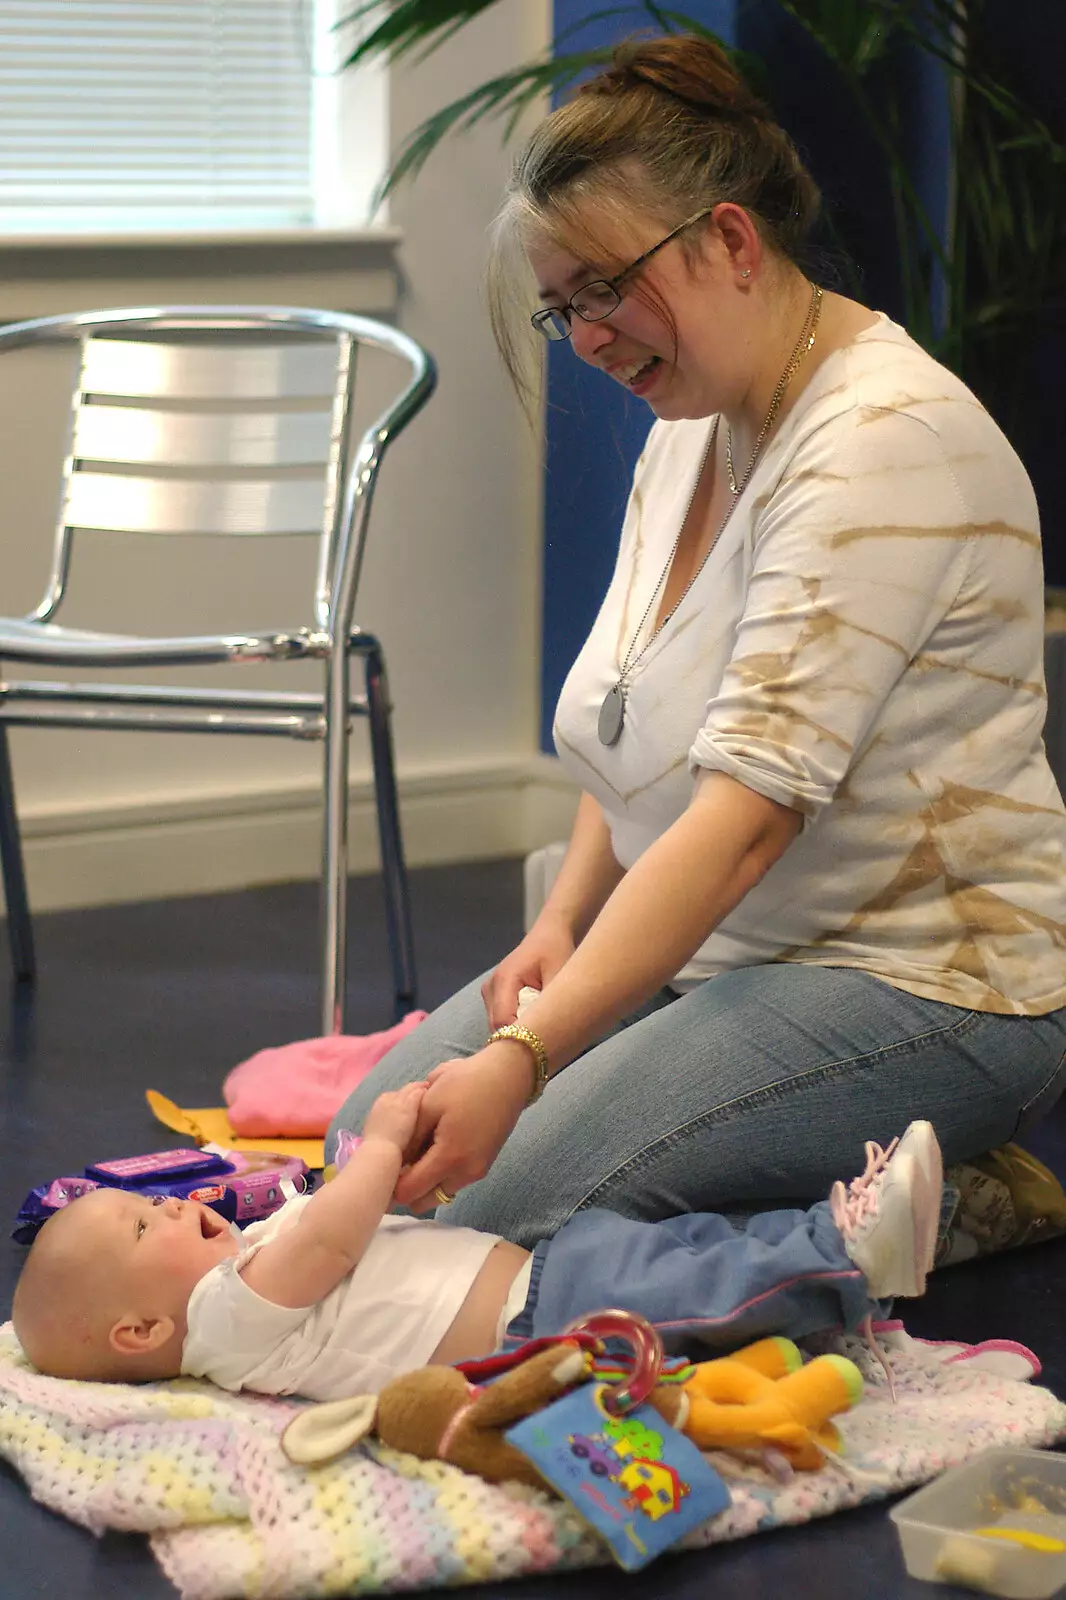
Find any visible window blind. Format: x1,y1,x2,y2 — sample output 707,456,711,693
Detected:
0,0,315,233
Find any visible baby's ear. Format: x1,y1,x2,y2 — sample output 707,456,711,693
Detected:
109,1315,176,1356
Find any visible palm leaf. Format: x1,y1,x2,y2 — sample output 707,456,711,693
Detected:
339,0,668,70
772,0,913,74
337,1,503,69
897,24,1060,159
373,50,615,204
368,5,745,207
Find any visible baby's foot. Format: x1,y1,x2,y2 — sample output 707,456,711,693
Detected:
830,1121,943,1299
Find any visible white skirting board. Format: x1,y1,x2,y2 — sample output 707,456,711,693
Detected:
9,754,580,913
522,840,568,933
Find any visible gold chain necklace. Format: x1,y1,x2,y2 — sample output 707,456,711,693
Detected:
597,281,824,749
726,284,823,496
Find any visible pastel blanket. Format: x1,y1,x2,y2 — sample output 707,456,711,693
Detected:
1,1322,1064,1600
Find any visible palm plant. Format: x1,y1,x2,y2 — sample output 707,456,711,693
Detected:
339,0,1065,450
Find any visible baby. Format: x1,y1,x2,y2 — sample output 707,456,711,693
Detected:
12,1085,942,1401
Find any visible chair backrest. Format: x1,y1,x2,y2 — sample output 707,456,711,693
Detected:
0,306,436,637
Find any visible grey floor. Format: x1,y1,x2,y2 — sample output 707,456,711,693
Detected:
2,856,1065,1598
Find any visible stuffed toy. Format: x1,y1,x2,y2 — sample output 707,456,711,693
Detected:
282,1335,863,1486
681,1337,861,1470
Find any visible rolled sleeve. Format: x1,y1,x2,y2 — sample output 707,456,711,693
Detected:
690,408,974,817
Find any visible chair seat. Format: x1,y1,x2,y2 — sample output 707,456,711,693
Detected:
0,616,326,667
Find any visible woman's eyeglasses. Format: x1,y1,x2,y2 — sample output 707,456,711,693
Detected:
530,207,714,343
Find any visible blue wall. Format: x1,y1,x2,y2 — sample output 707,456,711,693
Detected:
541,1,737,749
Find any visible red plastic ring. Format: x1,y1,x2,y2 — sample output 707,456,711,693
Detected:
560,1308,664,1415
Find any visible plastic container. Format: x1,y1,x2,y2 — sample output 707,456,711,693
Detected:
890,1449,1066,1597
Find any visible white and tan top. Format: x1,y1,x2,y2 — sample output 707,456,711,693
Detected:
554,314,1066,1015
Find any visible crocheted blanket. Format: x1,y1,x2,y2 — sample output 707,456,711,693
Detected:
1,1322,1064,1600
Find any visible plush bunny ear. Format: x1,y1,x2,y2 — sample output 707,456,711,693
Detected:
281,1395,379,1465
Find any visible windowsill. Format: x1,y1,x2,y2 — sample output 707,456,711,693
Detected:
0,225,405,321
0,225,402,253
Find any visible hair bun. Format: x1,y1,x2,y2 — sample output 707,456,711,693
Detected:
580,34,767,122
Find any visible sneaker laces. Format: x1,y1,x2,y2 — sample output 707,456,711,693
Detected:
805,1318,899,1488
860,1312,898,1402
810,1434,896,1489
827,1135,904,1404
828,1136,900,1237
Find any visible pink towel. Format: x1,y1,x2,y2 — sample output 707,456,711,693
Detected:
223,1012,428,1137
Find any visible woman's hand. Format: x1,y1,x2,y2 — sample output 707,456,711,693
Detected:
481,910,575,1031
394,1046,533,1211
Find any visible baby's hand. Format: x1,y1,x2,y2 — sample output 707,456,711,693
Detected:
362,1082,427,1152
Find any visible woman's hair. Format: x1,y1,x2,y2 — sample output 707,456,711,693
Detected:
487,32,822,411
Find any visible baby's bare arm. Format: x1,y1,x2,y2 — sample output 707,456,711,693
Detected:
238,1084,425,1308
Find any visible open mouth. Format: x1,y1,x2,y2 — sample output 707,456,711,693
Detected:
613,355,661,390
198,1206,225,1239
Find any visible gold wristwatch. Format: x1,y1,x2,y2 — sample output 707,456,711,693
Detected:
485,1023,550,1105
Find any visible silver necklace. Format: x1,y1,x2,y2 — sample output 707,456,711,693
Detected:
597,417,717,748
597,282,824,749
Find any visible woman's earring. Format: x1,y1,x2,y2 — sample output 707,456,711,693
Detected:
740,268,752,279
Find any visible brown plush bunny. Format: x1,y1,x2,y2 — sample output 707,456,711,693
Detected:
282,1342,685,1486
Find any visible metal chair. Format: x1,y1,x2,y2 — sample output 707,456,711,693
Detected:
0,305,436,1032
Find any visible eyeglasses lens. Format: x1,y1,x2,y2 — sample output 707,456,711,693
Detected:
540,309,571,341
532,280,624,342
570,282,621,322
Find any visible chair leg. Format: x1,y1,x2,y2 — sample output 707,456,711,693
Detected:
0,723,35,983
364,642,418,1021
321,655,351,1037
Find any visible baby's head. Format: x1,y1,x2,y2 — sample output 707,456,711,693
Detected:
13,1189,238,1382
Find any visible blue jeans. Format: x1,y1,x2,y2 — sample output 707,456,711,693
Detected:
504,1203,877,1353
326,964,1066,1250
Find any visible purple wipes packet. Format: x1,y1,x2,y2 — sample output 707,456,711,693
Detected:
12,1177,102,1244
12,1146,311,1243
85,1148,232,1187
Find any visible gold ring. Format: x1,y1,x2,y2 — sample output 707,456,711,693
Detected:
433,1185,456,1206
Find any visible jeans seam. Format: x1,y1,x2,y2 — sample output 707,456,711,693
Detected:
571,1006,982,1216
1009,1044,1066,1140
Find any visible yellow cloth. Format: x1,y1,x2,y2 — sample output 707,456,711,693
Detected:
145,1090,324,1168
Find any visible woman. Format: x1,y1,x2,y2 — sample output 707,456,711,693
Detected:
328,33,1066,1249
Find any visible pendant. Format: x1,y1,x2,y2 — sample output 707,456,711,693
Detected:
598,684,626,747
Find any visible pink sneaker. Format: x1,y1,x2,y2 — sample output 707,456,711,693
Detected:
895,1119,942,1194
830,1122,943,1299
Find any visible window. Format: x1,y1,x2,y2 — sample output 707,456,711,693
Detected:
0,0,387,236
